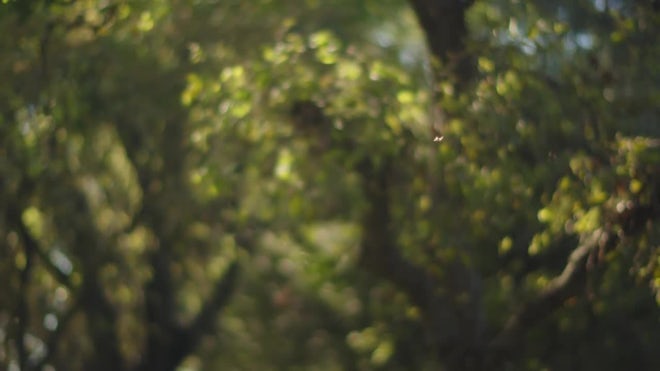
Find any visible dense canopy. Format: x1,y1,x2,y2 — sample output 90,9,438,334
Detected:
1,0,659,370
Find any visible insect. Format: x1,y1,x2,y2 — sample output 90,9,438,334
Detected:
433,135,444,142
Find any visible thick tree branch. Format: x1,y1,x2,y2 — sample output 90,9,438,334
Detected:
34,301,80,370
168,228,258,367
490,228,610,350
141,241,180,371
138,261,240,371
46,186,125,371
357,160,432,307
290,100,485,365
15,217,75,290
356,159,461,352
14,211,36,371
182,262,240,352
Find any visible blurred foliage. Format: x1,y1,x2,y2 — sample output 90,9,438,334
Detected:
0,0,658,370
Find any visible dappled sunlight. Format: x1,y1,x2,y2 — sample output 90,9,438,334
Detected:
1,0,658,370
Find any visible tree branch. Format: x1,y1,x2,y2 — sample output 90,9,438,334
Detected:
138,261,240,371
45,186,125,371
34,301,81,370
14,211,36,371
15,217,75,291
356,158,461,351
289,100,485,365
490,228,611,350
182,262,240,353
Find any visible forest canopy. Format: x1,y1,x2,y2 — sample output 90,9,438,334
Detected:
1,0,659,370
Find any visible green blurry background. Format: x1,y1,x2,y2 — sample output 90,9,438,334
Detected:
1,0,659,370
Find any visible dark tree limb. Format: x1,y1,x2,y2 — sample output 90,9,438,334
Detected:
34,301,81,370
357,160,441,312
48,187,125,371
489,229,610,352
137,262,240,371
140,241,180,371
16,218,75,291
290,100,486,368
78,273,124,371
14,210,36,371
356,159,463,358
115,108,246,370
180,262,240,355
